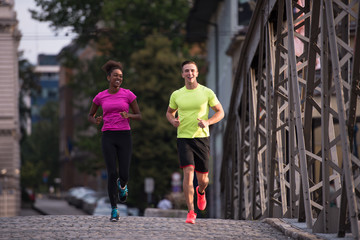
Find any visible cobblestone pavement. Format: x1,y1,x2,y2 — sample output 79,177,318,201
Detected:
0,215,297,240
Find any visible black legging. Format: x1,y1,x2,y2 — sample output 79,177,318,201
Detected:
102,130,132,207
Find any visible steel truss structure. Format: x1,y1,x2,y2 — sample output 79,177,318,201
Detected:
221,0,360,237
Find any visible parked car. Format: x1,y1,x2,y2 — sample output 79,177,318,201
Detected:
93,196,128,217
82,192,107,215
127,207,140,216
64,187,78,203
66,187,95,208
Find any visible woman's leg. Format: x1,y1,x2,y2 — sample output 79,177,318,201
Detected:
116,131,132,188
102,132,118,207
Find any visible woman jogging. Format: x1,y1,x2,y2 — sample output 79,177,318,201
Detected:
88,60,142,222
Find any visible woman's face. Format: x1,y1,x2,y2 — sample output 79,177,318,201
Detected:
107,69,123,88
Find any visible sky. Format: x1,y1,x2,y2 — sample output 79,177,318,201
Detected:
14,0,76,65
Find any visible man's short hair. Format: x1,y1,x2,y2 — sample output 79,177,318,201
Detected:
181,60,197,70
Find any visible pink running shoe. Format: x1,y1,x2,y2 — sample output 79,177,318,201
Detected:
185,210,197,224
196,186,207,210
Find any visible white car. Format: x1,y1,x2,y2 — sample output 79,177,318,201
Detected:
93,196,128,216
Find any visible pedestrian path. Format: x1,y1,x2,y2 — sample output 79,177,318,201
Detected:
14,196,355,240
0,215,293,240
33,197,86,215
266,218,354,240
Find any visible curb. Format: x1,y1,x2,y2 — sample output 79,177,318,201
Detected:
264,218,325,240
144,208,187,218
31,204,47,215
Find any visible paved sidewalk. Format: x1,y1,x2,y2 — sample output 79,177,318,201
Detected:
1,215,293,240
12,197,354,240
266,218,354,240
33,197,86,215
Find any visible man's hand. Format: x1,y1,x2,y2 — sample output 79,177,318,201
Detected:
172,117,180,128
197,118,209,128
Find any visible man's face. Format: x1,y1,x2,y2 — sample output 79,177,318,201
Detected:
182,63,199,83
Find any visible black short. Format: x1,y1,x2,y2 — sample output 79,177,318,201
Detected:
177,137,210,173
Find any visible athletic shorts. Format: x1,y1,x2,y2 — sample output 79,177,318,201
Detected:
176,137,210,173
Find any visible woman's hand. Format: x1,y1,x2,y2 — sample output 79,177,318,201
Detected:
95,116,103,125
120,111,129,119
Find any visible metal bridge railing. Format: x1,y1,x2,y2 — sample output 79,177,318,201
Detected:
221,0,360,238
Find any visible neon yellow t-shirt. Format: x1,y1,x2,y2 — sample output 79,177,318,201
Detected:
169,84,219,138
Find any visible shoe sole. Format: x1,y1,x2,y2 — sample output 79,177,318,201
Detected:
119,195,127,203
185,220,195,224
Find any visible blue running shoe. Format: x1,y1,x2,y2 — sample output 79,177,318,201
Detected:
117,179,128,203
110,207,119,222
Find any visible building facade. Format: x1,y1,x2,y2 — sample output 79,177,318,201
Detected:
0,0,21,217
31,54,60,124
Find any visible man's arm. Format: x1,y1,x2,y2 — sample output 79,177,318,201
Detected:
166,107,180,128
209,103,225,125
197,103,225,128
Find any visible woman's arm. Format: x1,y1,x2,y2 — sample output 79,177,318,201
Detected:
120,99,142,120
88,102,103,125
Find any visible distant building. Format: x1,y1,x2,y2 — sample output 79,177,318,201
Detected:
0,0,21,217
58,42,101,191
31,54,60,124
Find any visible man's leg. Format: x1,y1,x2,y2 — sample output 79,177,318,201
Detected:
196,172,209,194
196,172,209,211
183,166,195,211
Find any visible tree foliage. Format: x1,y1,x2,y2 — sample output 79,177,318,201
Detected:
21,102,60,191
31,0,190,60
30,0,201,209
69,34,186,209
126,34,184,208
18,57,40,137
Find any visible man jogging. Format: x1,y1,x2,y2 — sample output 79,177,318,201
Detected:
166,60,224,224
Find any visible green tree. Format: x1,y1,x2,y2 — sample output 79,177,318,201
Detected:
71,34,187,209
70,56,109,175
126,33,184,209
18,57,40,138
30,0,203,210
31,0,190,61
21,102,60,192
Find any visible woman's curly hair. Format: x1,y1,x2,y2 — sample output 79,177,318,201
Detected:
101,60,123,76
